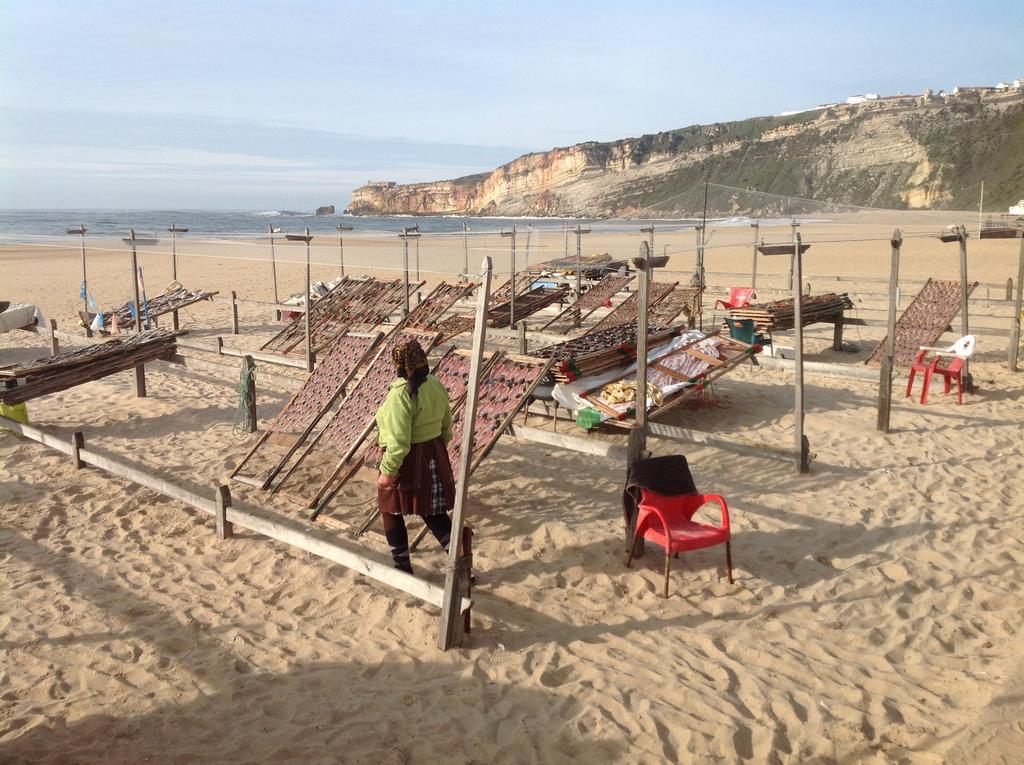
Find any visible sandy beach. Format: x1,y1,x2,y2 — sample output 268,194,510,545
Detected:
2,216,1023,763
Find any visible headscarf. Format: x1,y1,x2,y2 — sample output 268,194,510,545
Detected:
391,339,429,394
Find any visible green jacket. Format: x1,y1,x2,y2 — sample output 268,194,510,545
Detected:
375,374,453,476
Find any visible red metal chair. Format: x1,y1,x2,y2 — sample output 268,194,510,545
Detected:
625,489,732,598
905,335,975,405
714,287,756,311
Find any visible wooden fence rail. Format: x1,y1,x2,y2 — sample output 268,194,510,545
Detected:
0,415,470,615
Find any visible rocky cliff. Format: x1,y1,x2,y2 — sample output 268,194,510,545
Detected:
348,91,1024,217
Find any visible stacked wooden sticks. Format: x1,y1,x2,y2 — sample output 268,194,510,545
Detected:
0,330,181,405
534,322,679,383
100,287,217,330
727,293,853,332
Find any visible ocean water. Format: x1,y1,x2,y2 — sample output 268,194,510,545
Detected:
0,209,707,239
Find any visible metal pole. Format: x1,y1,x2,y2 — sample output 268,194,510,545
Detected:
304,227,313,372
750,219,760,289
1009,232,1024,371
788,220,799,291
269,225,280,305
438,255,492,651
958,225,973,391
400,236,411,316
792,231,808,473
877,229,902,433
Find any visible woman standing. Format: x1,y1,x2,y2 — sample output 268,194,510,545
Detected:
375,339,456,574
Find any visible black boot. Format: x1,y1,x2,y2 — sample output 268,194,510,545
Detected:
383,515,413,574
423,513,452,553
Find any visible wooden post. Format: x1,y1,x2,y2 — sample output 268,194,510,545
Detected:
48,319,59,355
169,224,188,330
877,230,902,433
337,224,352,278
957,225,974,391
831,313,844,351
518,321,527,354
750,219,759,289
304,229,313,373
573,225,591,300
438,256,492,651
502,226,517,327
792,230,809,473
462,223,470,278
624,241,662,556
401,237,411,316
129,230,143,336
268,225,280,305
243,355,257,433
135,364,147,398
215,485,234,539
71,431,85,469
230,291,240,334
1009,233,1024,371
1007,278,1014,302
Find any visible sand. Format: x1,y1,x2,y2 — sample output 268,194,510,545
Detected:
1,216,1023,763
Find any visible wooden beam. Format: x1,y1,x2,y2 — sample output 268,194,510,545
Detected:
877,230,901,433
439,256,491,651
215,484,234,539
1009,234,1024,372
647,422,796,463
511,424,628,460
0,415,471,614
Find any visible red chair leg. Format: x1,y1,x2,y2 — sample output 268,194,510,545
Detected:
921,368,933,404
725,540,734,584
906,367,916,398
663,549,671,598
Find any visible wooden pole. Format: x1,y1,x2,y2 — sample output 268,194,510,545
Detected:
462,223,470,278
336,224,352,278
792,230,808,473
215,485,234,539
750,219,759,289
573,225,590,300
438,255,492,651
502,226,517,327
170,226,180,331
518,320,527,354
1009,233,1024,371
304,228,313,373
135,365,147,398
129,230,142,336
957,225,974,391
230,291,240,334
401,237,411,316
71,431,85,469
48,319,59,355
877,229,902,433
243,355,257,434
268,225,280,306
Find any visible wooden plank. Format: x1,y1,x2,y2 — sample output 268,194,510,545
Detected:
215,485,234,539
512,424,628,460
439,256,491,650
78,447,217,514
0,414,470,613
647,421,796,463
877,231,901,433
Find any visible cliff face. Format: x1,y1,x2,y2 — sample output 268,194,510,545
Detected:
348,91,1024,217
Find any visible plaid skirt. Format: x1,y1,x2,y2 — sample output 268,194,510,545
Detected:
377,436,455,517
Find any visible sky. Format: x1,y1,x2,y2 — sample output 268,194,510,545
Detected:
1,0,1021,209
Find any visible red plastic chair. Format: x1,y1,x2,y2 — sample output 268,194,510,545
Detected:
905,335,975,405
714,287,756,311
625,489,733,598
